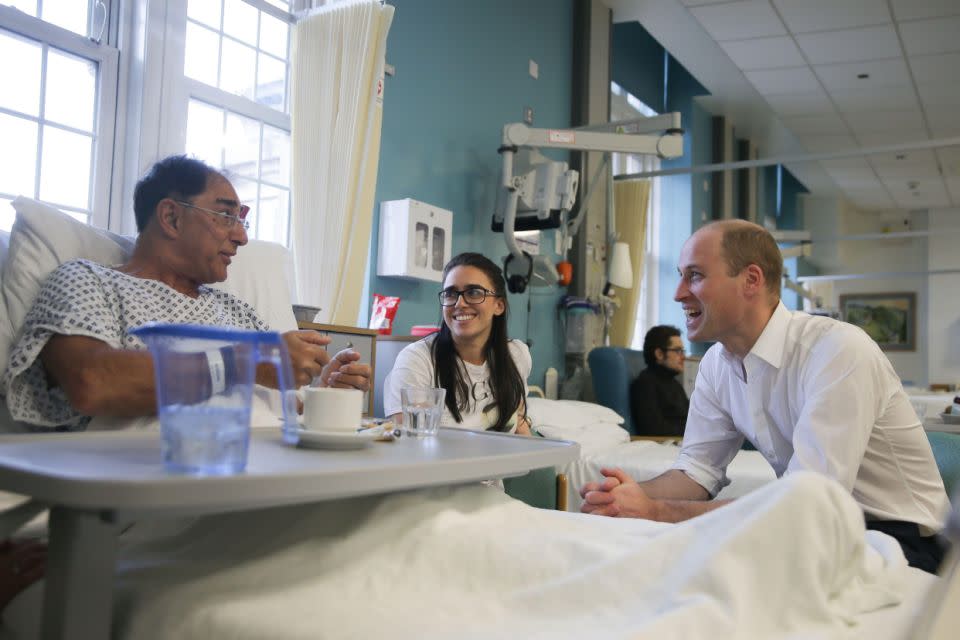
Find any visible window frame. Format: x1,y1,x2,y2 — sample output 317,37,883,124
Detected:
0,3,118,230
146,0,294,243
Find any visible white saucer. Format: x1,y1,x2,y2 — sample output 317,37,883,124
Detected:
294,421,378,450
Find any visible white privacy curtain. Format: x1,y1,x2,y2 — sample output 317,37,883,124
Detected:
290,0,394,324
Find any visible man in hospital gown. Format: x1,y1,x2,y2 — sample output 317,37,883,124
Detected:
580,219,949,574
3,155,370,430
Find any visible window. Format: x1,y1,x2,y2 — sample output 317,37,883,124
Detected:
177,0,294,245
610,82,662,348
0,3,117,231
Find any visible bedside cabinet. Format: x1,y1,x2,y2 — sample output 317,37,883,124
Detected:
297,322,378,416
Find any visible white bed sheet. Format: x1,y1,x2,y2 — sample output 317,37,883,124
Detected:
3,471,922,640
562,440,777,512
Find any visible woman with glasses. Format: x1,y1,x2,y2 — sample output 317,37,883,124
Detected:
629,325,689,437
384,253,531,434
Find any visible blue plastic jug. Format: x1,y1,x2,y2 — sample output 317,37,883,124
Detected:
131,323,298,475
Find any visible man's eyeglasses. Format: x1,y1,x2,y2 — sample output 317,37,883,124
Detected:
439,287,499,306
175,200,251,230
663,347,686,355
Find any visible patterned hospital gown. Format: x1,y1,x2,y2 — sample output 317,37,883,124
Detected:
3,259,267,430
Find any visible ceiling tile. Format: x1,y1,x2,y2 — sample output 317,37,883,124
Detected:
916,82,960,108
764,91,835,116
842,190,896,209
857,130,930,146
825,167,883,189
873,163,940,181
928,115,960,138
745,67,820,94
888,179,950,208
908,53,960,85
689,0,787,41
845,109,925,134
830,85,919,112
946,177,960,203
890,0,960,22
720,36,805,70
899,17,960,56
936,147,960,178
781,113,850,135
820,157,873,170
869,149,938,168
814,59,910,91
798,134,859,152
773,0,891,34
795,25,902,64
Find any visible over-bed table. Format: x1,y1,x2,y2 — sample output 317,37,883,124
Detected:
0,428,579,639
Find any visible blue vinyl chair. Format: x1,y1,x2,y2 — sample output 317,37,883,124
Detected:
928,431,960,502
588,347,647,436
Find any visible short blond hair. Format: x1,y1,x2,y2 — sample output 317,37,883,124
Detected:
709,220,783,297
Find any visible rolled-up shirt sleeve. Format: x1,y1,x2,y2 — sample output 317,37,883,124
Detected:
671,352,744,497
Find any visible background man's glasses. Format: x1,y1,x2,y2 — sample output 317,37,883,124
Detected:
663,347,686,354
176,200,251,230
439,287,498,306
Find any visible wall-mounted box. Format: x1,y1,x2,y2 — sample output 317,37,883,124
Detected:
377,198,453,282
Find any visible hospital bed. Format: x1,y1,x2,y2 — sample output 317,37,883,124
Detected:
0,198,956,638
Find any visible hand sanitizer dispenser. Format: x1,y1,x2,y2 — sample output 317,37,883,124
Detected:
377,198,453,282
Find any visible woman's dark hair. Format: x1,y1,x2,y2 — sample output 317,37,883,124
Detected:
643,325,681,367
431,252,526,432
133,155,221,232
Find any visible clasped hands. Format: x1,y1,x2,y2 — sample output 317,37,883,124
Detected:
281,330,372,391
579,467,659,520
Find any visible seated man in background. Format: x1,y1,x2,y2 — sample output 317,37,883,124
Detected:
2,155,370,430
581,219,950,574
629,325,688,437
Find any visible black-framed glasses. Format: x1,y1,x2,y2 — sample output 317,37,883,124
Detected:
663,347,686,355
175,200,251,230
439,287,498,306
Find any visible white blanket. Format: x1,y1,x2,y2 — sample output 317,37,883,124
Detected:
102,472,904,639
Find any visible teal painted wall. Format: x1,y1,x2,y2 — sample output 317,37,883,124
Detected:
611,23,665,111
368,0,573,389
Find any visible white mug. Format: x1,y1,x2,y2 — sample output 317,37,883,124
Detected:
302,387,362,433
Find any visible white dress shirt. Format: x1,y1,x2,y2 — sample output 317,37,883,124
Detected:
674,302,949,534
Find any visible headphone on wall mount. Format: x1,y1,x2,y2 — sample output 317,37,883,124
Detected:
503,251,534,294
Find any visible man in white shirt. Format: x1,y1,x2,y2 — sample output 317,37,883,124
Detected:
580,219,950,573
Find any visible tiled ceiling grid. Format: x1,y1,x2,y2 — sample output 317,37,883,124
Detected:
680,0,960,211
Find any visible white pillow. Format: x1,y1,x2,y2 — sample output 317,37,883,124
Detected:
0,197,134,377
526,397,624,429
0,197,297,383
210,240,298,333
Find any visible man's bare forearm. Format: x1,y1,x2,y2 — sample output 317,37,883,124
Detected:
651,496,732,523
638,469,712,501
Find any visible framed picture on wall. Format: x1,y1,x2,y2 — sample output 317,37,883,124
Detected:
839,292,916,352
